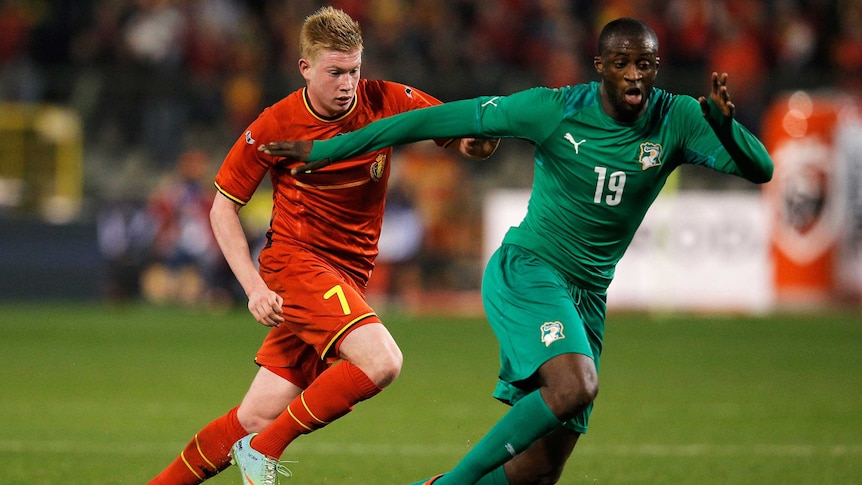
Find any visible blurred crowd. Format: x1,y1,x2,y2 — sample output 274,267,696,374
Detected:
3,0,860,165
2,0,860,304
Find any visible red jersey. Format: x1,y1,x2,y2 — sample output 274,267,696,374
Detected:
215,80,446,282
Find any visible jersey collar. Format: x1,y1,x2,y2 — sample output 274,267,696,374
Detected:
302,87,359,122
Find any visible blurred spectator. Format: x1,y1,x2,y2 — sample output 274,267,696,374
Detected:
141,148,231,306
832,0,862,91
393,142,484,293
370,184,425,307
706,1,768,133
0,0,42,101
122,0,189,166
773,0,818,74
664,0,711,69
6,0,861,300
526,0,588,88
96,198,153,302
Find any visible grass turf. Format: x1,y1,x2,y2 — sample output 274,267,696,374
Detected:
0,303,860,484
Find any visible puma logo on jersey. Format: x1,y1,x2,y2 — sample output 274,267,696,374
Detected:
564,133,586,154
639,142,663,169
482,97,500,108
245,131,255,145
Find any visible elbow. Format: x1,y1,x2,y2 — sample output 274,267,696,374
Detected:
751,173,772,185
209,204,220,228
209,198,223,227
753,165,774,184
742,160,773,185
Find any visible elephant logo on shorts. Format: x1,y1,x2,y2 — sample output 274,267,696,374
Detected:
540,321,565,347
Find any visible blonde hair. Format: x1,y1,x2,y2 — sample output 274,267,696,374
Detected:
300,7,363,61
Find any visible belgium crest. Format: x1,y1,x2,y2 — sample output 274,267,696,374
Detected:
370,154,387,181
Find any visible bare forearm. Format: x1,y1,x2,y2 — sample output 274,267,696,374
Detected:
210,193,284,326
210,195,266,297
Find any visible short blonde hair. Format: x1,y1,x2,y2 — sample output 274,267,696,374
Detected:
300,7,363,61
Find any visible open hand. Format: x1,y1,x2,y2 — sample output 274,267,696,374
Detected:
258,140,313,160
460,137,501,160
258,140,332,175
698,72,735,119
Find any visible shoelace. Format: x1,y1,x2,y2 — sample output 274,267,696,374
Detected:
263,457,296,484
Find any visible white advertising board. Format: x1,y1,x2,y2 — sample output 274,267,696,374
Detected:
483,190,773,313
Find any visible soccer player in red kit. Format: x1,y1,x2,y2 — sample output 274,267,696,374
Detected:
148,6,498,485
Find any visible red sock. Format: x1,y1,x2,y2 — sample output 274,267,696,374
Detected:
148,406,247,484
251,361,381,458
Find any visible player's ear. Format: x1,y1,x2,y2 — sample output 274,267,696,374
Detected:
298,58,314,83
593,56,603,74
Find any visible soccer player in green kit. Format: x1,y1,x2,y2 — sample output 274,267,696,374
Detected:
259,17,774,485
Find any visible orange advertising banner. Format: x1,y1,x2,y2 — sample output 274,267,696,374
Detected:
762,92,861,306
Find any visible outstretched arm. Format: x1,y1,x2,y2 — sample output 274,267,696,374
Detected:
698,72,773,184
261,136,499,175
259,99,485,175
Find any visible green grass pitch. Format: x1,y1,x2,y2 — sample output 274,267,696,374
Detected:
1,302,860,484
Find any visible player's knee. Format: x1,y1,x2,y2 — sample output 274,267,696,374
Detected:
373,347,403,388
237,410,276,433
548,373,598,420
354,345,402,388
562,384,598,419
539,353,598,419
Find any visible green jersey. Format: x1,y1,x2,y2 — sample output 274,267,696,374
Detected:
308,81,773,291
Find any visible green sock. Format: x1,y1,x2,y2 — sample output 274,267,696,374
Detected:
437,390,561,485
474,465,510,484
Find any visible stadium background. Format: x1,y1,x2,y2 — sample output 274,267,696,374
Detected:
1,0,860,310
2,2,862,484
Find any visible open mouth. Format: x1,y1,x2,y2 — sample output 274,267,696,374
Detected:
624,87,643,106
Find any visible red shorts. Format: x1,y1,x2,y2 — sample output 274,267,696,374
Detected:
254,242,380,386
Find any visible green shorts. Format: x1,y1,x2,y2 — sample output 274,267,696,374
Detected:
482,244,607,433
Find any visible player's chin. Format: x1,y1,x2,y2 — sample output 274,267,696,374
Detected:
613,101,642,119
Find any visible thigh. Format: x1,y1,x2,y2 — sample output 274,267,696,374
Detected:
484,245,604,433
254,325,330,383
505,427,580,485
483,245,593,386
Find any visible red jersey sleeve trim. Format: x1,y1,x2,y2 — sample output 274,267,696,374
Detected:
214,181,247,206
